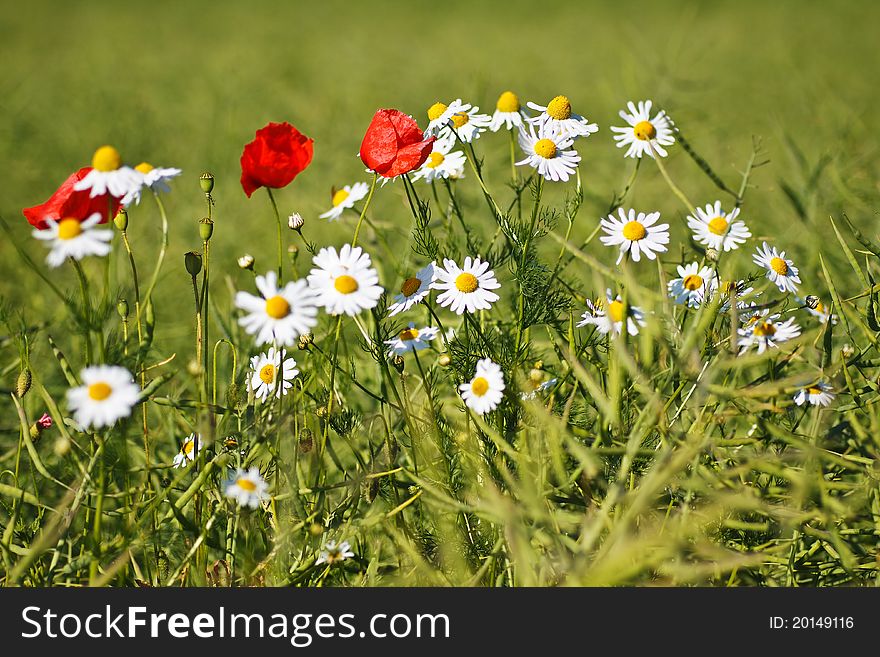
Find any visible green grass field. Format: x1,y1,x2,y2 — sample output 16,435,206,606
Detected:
1,0,879,586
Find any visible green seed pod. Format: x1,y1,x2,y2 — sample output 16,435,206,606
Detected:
114,208,129,231
199,172,215,194
199,217,214,242
117,298,129,319
16,368,31,398
184,250,203,277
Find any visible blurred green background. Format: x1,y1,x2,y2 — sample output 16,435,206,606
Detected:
1,0,878,346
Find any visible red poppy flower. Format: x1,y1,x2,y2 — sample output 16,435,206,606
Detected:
360,109,435,178
240,122,314,197
23,167,121,230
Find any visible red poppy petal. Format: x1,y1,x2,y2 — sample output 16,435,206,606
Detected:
381,137,436,178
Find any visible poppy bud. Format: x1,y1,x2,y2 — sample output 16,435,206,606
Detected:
288,212,304,230
238,254,255,270
199,171,215,194
117,298,129,319
114,208,129,231
199,217,214,242
16,368,31,398
29,412,53,442
184,251,203,277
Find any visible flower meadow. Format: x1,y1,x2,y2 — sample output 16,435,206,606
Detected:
1,87,879,588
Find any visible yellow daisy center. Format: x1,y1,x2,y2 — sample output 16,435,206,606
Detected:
57,218,83,241
399,327,420,341
753,321,777,337
259,363,275,384
92,145,122,172
135,162,154,174
455,272,479,293
265,295,291,319
814,301,825,313
427,102,448,121
332,189,350,207
88,382,113,401
622,221,647,241
471,376,490,396
534,138,557,159
770,257,789,275
607,300,625,323
546,95,572,120
334,275,359,294
401,277,422,297
633,121,656,141
721,281,736,294
451,112,469,129
496,91,520,113
807,386,823,395
183,439,196,455
427,152,445,169
683,274,704,291
707,217,729,235
236,477,257,492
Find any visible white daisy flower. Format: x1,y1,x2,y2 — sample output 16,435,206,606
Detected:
122,162,182,205
316,539,355,566
753,242,801,294
737,316,801,354
687,201,751,252
235,271,320,346
610,100,675,159
319,182,370,222
516,123,581,183
599,208,670,264
526,95,599,140
667,262,716,308
434,99,491,149
224,467,269,508
803,297,836,324
32,212,112,268
489,90,528,132
388,262,437,316
425,100,459,137
460,358,505,415
433,257,501,314
172,433,202,468
385,323,439,356
576,290,646,337
249,347,299,402
793,382,835,407
411,141,467,183
66,365,140,430
307,244,384,316
73,145,145,199
707,279,757,312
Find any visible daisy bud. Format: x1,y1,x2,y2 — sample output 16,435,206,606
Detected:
438,354,451,367
309,522,324,536
199,171,215,194
53,435,70,457
705,247,719,262
187,358,203,377
392,355,405,373
114,208,129,231
288,212,305,231
237,254,255,270
529,368,544,384
297,333,314,350
199,217,214,242
299,429,314,454
805,295,820,310
184,251,203,277
15,368,31,398
117,298,129,319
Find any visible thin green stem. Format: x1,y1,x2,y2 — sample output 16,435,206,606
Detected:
352,174,378,247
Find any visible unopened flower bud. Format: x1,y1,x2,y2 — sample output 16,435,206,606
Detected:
187,358,203,377
225,382,241,409
309,522,323,536
199,172,215,194
16,368,31,398
805,295,820,310
199,217,214,241
238,254,255,270
29,413,52,442
288,212,304,230
438,354,451,367
53,435,70,457
298,333,314,350
184,251,203,277
392,355,405,373
529,368,544,384
705,248,719,262
114,208,129,231
223,435,239,451
299,429,314,454
117,298,129,319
